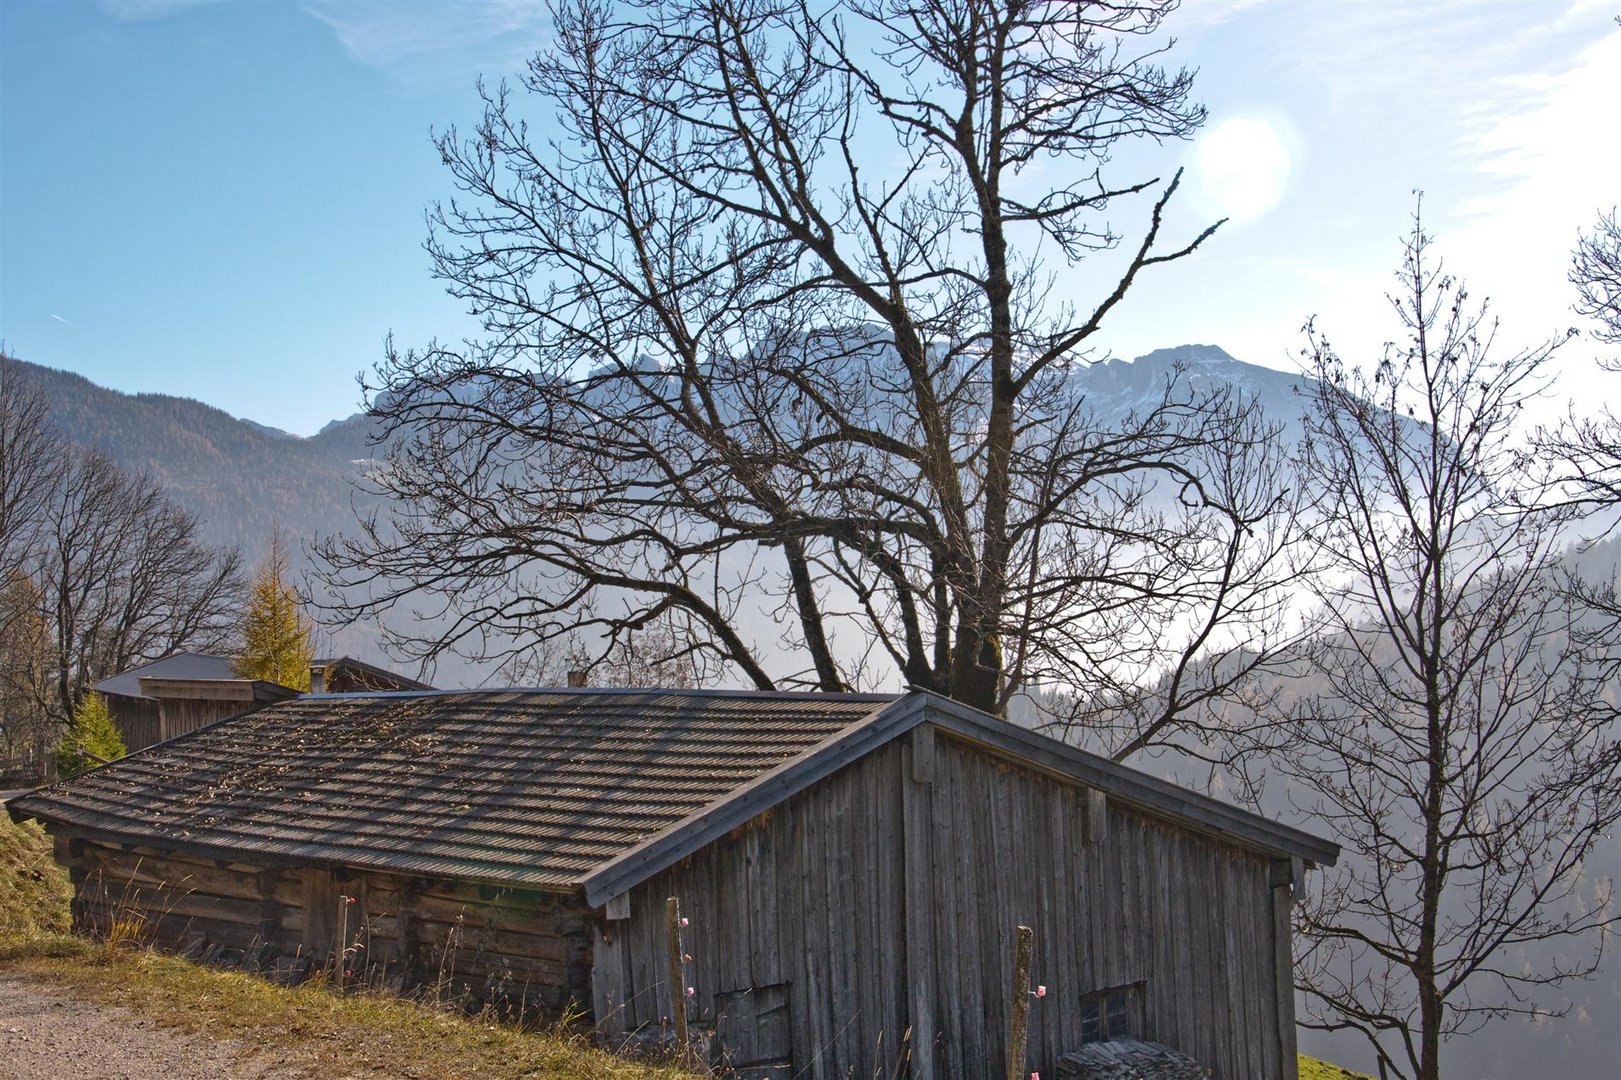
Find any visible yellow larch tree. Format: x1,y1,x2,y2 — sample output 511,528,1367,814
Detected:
234,527,314,691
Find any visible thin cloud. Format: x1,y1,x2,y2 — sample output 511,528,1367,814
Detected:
301,1,551,84
1461,25,1621,221
99,0,218,21
1175,0,1268,34
1446,20,1621,390
49,314,78,329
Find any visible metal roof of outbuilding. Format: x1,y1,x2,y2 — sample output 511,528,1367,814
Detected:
92,651,237,700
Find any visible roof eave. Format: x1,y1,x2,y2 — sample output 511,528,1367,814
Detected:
580,691,1338,906
914,692,1340,867
7,804,594,894
580,694,925,906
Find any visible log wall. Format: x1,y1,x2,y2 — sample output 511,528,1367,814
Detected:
56,836,595,1018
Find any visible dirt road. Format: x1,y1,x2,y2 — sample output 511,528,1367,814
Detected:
0,970,310,1079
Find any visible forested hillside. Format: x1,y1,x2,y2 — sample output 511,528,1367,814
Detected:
12,359,377,559
6,358,415,676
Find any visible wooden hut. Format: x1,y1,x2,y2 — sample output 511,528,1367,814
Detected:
307,656,433,694
93,652,430,750
91,651,241,750
6,689,1336,1080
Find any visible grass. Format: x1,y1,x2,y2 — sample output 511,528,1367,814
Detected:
3,948,695,1080
0,814,71,939
1300,1053,1376,1079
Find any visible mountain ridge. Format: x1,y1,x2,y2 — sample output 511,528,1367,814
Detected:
10,344,1315,556
4,344,1317,685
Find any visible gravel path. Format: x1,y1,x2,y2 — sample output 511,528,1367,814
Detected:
0,970,310,1079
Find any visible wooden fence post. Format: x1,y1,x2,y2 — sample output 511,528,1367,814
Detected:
1007,924,1034,1080
666,896,690,1059
333,893,351,989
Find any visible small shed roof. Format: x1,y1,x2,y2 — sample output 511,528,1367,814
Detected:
8,688,1337,900
309,656,434,693
93,651,237,700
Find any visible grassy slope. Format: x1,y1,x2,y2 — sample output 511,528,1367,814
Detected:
8,950,692,1080
1300,1053,1375,1079
0,816,71,938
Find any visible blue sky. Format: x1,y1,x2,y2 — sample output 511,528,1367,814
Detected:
2,0,1617,436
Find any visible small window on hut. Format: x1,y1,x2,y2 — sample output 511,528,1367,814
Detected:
1078,981,1145,1044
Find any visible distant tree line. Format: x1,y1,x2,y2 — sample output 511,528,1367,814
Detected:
0,356,243,779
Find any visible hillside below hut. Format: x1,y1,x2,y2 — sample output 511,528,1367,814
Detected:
7,688,1336,1079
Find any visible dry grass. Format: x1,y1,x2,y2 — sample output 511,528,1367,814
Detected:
0,815,71,939
2,947,695,1080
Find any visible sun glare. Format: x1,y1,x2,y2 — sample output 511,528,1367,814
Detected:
1192,116,1295,223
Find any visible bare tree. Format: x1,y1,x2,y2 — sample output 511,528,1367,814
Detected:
0,360,64,772
0,357,58,580
0,571,52,771
1550,208,1621,527
1278,214,1620,1080
502,615,706,690
0,358,244,765
319,0,1302,738
1571,208,1621,346
38,449,243,722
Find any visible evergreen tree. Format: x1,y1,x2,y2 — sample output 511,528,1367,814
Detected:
55,691,126,779
235,528,314,691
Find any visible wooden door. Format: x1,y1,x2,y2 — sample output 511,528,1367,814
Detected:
714,982,793,1079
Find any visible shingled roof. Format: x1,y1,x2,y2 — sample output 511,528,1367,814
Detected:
8,689,895,890
10,688,1338,902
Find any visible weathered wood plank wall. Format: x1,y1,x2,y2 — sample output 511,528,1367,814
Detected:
106,697,161,751
58,836,595,1017
598,740,911,1079
156,699,241,742
594,724,1293,1080
925,732,1289,1080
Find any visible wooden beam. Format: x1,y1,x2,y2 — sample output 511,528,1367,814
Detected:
902,738,938,1077
666,897,690,1058
137,677,299,702
591,917,628,1042
1087,789,1108,848
603,892,630,921
1273,878,1299,1075
911,723,935,784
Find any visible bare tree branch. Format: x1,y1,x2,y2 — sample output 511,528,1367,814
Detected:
1274,210,1621,1080
317,1,1300,743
